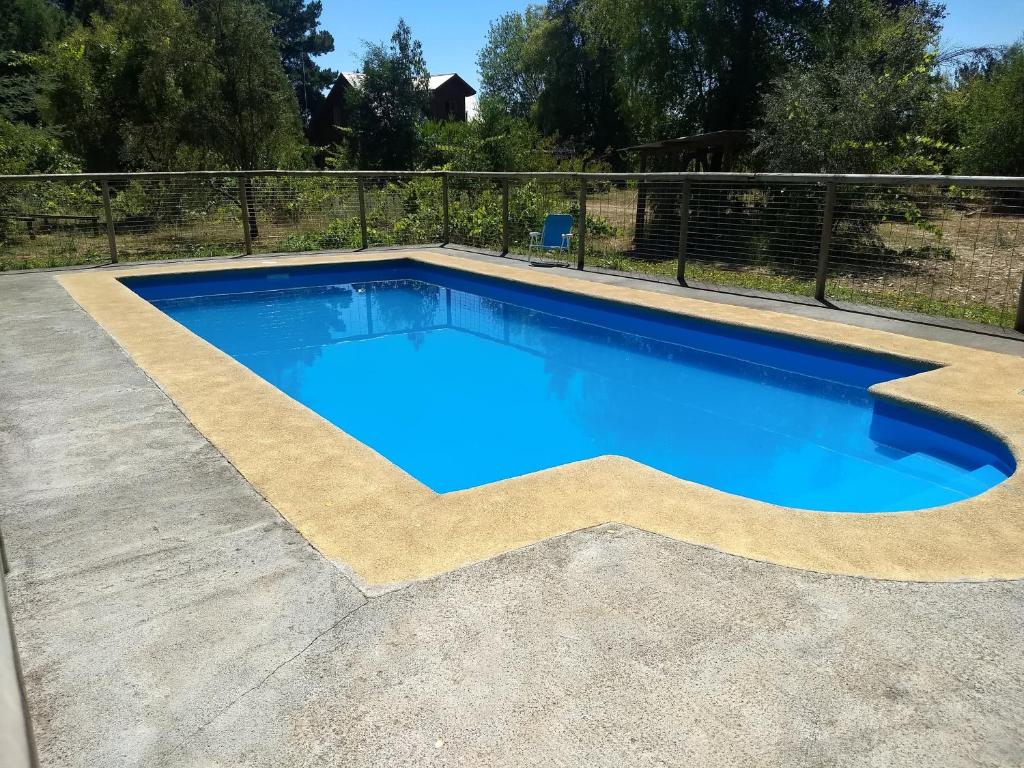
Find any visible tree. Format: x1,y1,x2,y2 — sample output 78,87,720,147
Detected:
1,0,66,54
417,97,553,172
690,0,821,132
0,115,81,246
477,7,544,119
196,0,307,169
0,116,79,174
478,0,819,156
477,2,629,154
956,44,1024,176
40,0,305,170
754,0,949,173
584,0,820,143
0,0,68,123
40,0,222,170
525,0,629,155
347,19,429,169
53,0,105,23
256,0,337,125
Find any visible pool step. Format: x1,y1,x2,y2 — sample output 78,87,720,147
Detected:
894,451,1003,496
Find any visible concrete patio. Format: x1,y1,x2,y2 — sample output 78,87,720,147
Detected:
2,256,1023,767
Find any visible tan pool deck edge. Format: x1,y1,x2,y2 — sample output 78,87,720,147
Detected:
56,250,1024,584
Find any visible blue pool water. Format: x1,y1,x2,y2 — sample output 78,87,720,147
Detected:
124,261,1014,512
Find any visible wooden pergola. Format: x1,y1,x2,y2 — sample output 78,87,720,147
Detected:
621,129,750,173
620,130,750,257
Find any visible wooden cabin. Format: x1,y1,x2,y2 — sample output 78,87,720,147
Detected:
427,74,476,122
308,72,477,147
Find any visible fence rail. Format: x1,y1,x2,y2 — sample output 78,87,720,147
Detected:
2,170,1023,331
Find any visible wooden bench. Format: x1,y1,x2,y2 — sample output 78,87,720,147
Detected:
14,213,101,239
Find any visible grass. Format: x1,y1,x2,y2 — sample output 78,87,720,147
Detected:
584,252,1013,327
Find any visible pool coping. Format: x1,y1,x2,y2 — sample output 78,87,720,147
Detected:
56,250,1024,584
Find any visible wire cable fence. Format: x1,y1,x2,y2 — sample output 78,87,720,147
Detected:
827,183,1024,326
446,174,579,266
106,175,245,260
1,170,1022,330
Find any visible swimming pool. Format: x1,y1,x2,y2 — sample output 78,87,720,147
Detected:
124,260,1014,513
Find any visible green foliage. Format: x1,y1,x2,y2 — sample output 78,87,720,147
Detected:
477,7,544,120
347,19,429,170
1,0,67,53
282,176,617,257
0,119,83,250
0,0,68,123
196,0,307,169
0,116,79,173
257,0,337,125
475,0,1019,178
479,0,820,156
38,0,305,170
956,44,1024,176
0,116,85,246
755,0,947,173
416,120,481,170
0,0,1020,182
40,0,222,170
584,0,820,142
53,0,105,22
279,216,363,251
523,0,629,154
478,0,631,155
417,97,555,172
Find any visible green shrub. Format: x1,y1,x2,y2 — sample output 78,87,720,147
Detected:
278,217,363,251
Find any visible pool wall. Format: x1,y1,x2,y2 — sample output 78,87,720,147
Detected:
57,250,1024,584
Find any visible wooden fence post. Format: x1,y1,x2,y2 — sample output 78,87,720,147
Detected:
357,178,368,249
1014,273,1024,332
501,178,510,255
577,177,586,270
676,179,691,284
441,173,450,245
100,181,118,263
814,182,837,302
237,176,253,255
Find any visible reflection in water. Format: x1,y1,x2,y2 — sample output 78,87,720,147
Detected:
154,278,1009,512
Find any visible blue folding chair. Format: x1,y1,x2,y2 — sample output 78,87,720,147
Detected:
528,214,574,264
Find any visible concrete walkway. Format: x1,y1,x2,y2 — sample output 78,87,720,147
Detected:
1,268,1023,767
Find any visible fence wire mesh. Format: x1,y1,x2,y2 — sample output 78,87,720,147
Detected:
827,184,1024,327
1,171,1022,330
584,179,826,294
104,176,244,261
686,181,825,296
0,178,109,268
363,175,444,247
586,179,661,277
245,175,361,253
446,175,578,265
447,174,503,253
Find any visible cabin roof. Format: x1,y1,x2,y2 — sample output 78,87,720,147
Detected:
334,72,476,96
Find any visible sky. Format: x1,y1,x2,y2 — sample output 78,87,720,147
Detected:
317,0,1024,92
